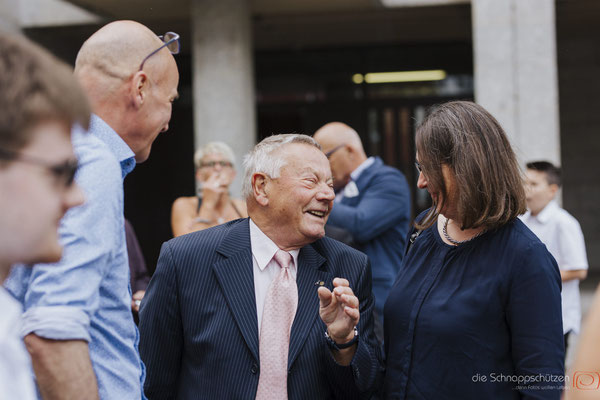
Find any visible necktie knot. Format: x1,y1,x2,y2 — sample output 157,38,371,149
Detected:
273,249,292,270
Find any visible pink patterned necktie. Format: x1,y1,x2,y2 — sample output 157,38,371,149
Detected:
255,250,298,400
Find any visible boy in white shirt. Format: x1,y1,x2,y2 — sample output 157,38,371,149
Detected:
521,161,588,353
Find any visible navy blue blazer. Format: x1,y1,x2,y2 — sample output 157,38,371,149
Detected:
326,157,410,313
139,218,383,399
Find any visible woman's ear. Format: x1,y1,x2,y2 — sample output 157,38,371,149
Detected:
252,173,269,207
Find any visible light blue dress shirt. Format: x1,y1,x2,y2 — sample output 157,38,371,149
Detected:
5,115,146,399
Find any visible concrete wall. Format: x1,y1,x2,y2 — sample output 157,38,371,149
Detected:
557,1,600,270
0,0,20,32
472,0,560,166
20,0,100,27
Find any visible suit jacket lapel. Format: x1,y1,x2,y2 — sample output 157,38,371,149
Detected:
212,219,260,362
288,242,332,369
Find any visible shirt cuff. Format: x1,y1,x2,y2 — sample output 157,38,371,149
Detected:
21,306,91,342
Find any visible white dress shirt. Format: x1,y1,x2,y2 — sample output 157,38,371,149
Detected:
249,219,299,333
0,287,37,399
520,201,589,334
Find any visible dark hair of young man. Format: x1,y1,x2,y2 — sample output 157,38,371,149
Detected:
526,161,562,187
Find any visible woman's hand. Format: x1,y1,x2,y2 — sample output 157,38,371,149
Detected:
200,172,228,206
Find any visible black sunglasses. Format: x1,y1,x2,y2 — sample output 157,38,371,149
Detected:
139,31,180,71
0,148,79,188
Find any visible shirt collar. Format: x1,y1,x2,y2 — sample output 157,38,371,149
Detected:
350,156,375,182
249,218,299,271
535,200,559,224
89,114,136,178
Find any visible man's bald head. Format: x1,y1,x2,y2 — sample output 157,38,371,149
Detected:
313,122,367,191
75,20,165,83
313,122,364,152
74,20,180,163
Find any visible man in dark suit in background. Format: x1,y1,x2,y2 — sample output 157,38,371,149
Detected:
314,122,411,339
139,134,383,399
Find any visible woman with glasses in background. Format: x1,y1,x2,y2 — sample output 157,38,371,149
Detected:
171,141,247,237
383,101,565,399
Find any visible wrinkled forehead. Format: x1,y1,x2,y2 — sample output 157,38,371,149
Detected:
277,142,322,161
279,143,331,175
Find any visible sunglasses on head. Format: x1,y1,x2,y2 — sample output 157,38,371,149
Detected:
0,147,79,188
325,144,346,159
139,31,180,71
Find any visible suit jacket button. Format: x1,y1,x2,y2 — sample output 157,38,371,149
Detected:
251,364,258,374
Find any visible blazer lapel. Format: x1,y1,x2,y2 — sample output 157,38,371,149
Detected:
212,219,260,362
288,242,333,369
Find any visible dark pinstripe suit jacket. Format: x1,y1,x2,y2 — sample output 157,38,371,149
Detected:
139,218,383,400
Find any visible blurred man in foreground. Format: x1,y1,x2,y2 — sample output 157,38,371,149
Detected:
0,32,88,399
5,21,179,399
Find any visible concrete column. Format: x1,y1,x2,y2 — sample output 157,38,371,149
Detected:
191,0,256,197
472,0,560,166
0,0,21,33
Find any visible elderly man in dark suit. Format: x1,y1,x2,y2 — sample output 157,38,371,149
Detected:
139,134,383,399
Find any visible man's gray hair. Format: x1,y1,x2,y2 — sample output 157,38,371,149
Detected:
194,141,236,169
242,134,321,198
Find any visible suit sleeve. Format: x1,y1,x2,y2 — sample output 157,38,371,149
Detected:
139,242,183,399
327,168,410,243
325,258,384,399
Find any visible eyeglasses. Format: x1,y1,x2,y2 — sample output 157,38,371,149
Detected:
139,31,180,71
200,161,233,169
325,144,346,159
415,160,423,173
0,148,79,188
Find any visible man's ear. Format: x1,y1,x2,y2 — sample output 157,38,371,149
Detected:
252,172,269,207
130,71,148,109
549,183,559,197
345,144,355,159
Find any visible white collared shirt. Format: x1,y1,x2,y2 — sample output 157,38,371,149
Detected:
0,287,36,400
335,156,375,203
249,219,299,332
520,201,589,334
